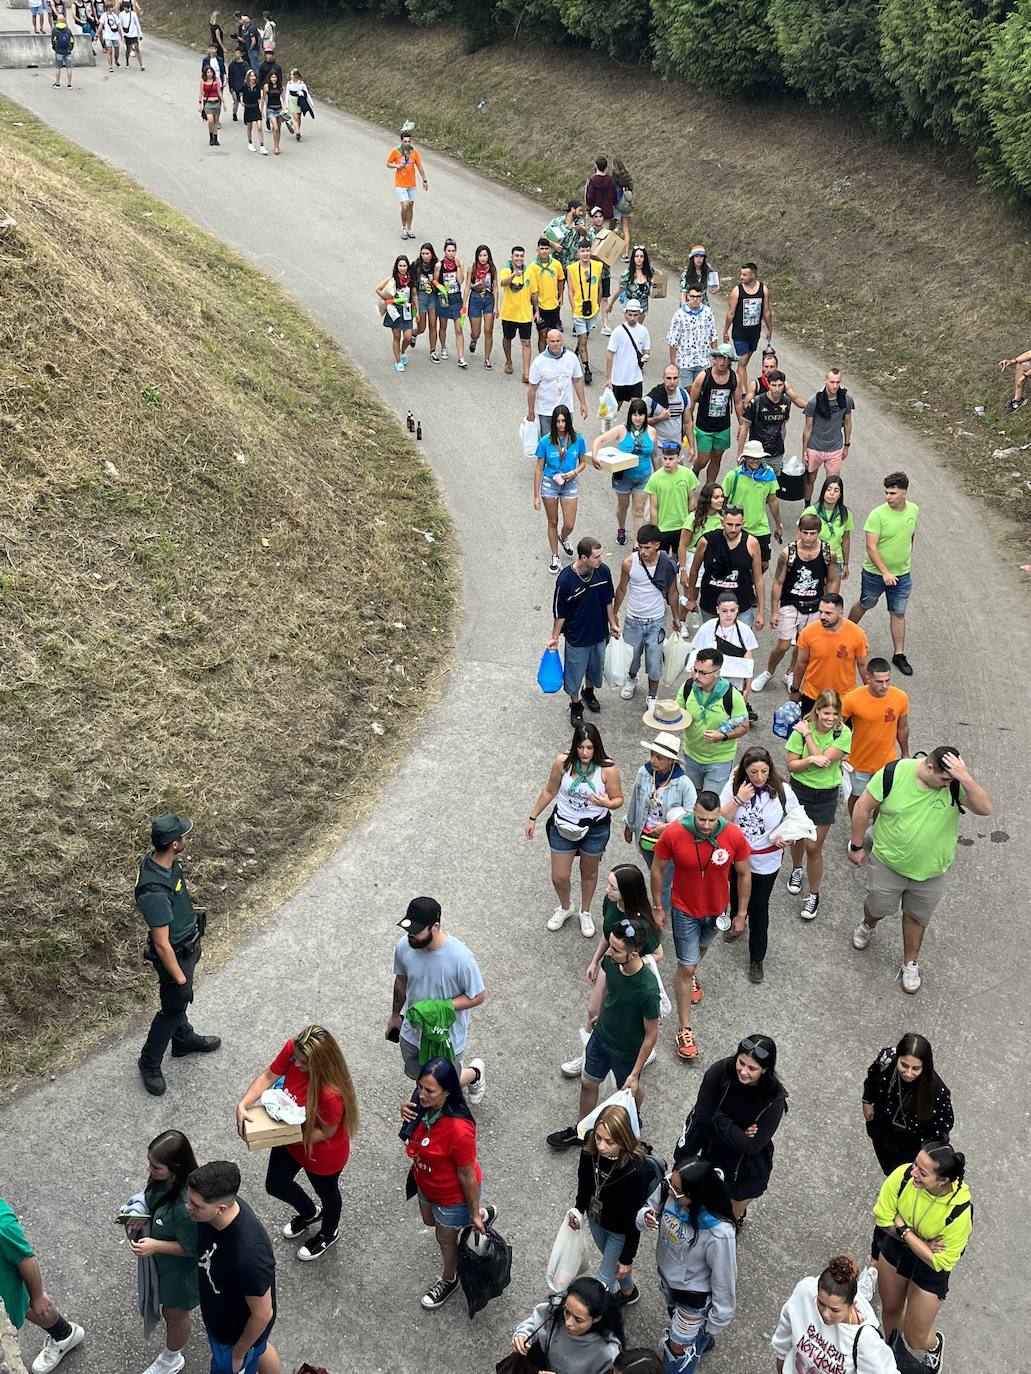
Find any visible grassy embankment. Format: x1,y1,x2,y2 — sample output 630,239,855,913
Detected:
0,98,453,1085
154,5,1031,536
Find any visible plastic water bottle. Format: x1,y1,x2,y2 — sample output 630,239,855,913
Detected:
772,699,801,741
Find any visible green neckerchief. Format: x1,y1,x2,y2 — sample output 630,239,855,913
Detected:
679,813,728,841
690,676,731,719
569,761,595,790
817,500,842,527
534,256,557,276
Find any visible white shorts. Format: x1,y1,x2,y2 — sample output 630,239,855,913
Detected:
394,186,417,202
775,604,818,644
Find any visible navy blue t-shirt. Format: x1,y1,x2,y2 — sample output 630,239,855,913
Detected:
196,1198,276,1347
554,563,615,648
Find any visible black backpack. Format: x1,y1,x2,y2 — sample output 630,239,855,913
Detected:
881,755,965,814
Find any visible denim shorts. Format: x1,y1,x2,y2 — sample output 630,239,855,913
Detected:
541,474,579,500
859,568,912,615
54,53,72,67
417,1189,474,1230
467,290,495,319
671,909,718,966
611,470,651,494
417,289,437,315
437,293,463,322
394,186,417,202
583,1029,638,1086
849,767,875,798
623,614,664,682
207,1335,267,1374
546,811,611,856
572,314,598,337
563,640,603,697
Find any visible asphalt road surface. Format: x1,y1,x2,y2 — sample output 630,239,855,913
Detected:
1,37,1028,1374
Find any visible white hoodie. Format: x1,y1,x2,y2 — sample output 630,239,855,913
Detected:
772,1277,897,1374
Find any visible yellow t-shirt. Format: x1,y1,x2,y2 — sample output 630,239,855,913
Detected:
528,258,565,311
500,263,534,323
569,257,603,318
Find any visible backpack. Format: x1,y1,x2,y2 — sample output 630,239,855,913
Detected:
786,539,832,569
881,755,965,813
641,1143,667,1197
53,24,72,50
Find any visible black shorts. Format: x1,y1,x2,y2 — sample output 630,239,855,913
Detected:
613,381,643,404
537,307,562,331
601,268,611,296
755,532,771,564
502,319,532,341
658,530,682,557
871,1227,950,1299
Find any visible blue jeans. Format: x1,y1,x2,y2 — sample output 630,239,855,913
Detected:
681,756,733,794
589,1219,634,1294
623,614,665,683
246,49,259,73
563,640,604,699
643,845,674,910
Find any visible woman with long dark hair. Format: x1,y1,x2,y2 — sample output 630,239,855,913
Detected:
534,404,587,573
261,67,285,154
637,1155,737,1374
512,1276,625,1373
870,1141,972,1370
464,243,497,369
592,396,657,547
679,246,716,307
805,473,853,580
375,254,416,372
612,245,654,317
433,237,466,368
197,63,224,147
719,747,800,983
126,1130,200,1374
862,1034,954,1175
678,481,725,576
676,1033,788,1221
413,242,439,358
527,722,623,938
773,1254,898,1373
400,1057,495,1311
236,1023,359,1261
611,158,634,261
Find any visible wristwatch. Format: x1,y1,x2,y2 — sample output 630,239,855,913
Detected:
895,1222,910,1240
848,842,864,852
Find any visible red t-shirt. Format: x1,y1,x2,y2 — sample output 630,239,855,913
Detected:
405,1113,481,1205
269,1039,349,1175
654,821,750,917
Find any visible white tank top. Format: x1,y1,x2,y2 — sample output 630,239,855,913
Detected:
627,553,666,620
557,764,608,821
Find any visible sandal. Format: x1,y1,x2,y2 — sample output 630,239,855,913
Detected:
676,1028,699,1061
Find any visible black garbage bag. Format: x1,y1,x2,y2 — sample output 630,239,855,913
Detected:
456,1222,512,1318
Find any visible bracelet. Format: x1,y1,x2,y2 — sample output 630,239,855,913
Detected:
529,815,537,822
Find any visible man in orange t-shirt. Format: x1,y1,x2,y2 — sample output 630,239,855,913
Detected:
386,130,429,241
842,657,909,813
792,592,868,713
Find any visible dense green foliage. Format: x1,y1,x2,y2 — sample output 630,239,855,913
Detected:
314,0,1031,196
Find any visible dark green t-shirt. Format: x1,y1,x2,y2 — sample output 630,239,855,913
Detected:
602,897,661,955
135,854,197,945
145,1180,199,1310
596,955,661,1060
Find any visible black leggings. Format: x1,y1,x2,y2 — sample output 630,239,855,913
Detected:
730,866,778,963
265,1145,342,1239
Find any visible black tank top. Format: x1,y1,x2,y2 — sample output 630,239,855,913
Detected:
700,530,755,614
696,368,736,433
781,541,831,614
732,281,766,338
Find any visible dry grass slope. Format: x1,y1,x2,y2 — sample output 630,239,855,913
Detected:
0,102,454,1081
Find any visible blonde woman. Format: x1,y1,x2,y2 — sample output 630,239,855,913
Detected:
236,1024,359,1262
569,1104,654,1302
784,688,851,922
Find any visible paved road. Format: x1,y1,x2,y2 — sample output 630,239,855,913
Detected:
1,40,1028,1374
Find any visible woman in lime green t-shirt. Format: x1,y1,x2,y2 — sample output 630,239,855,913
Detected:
677,480,725,583
784,689,851,922
804,475,853,579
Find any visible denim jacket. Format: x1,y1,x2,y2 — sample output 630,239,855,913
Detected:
626,763,697,845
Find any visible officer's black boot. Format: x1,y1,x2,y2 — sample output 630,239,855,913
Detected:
138,1059,167,1096
171,1033,222,1057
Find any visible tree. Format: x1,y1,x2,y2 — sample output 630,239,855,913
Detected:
555,0,653,60
650,0,784,94
981,0,1031,192
769,0,894,117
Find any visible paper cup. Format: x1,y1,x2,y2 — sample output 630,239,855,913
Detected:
715,913,732,932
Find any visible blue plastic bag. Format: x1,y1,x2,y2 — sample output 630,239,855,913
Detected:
537,646,564,694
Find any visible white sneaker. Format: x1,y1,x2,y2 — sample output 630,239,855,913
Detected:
466,1056,486,1104
601,325,612,336
247,140,255,151
579,909,595,937
32,1325,85,1374
784,671,794,689
548,555,561,574
259,145,269,155
751,669,771,692
857,1265,879,1305
561,1053,585,1078
620,677,637,700
643,1045,657,1069
900,961,922,993
440,347,449,360
143,1353,185,1374
852,919,875,950
645,695,657,713
547,905,573,931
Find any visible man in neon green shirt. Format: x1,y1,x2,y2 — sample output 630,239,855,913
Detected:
645,442,699,556
0,1198,85,1370
721,439,782,571
674,647,749,792
847,747,993,994
849,470,919,676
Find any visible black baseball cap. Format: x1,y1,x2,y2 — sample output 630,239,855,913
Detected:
397,896,441,932
151,813,193,848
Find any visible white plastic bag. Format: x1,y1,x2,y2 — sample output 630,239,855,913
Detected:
520,418,540,459
597,385,618,420
604,635,634,688
643,953,672,1019
577,1085,641,1141
660,630,691,689
840,761,854,806
545,1211,591,1294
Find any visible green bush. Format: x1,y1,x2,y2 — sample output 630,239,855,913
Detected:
770,0,893,116
555,0,652,59
651,0,784,94
982,0,1031,192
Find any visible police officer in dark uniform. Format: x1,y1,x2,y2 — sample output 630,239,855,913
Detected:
136,812,220,1096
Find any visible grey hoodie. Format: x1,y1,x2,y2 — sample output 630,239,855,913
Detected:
512,1301,621,1374
636,1185,737,1335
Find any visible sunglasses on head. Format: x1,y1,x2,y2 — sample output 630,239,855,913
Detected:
739,1037,770,1062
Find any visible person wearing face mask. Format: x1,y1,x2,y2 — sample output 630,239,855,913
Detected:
772,1254,898,1374
862,1034,954,1177
637,1155,737,1374
511,1276,625,1373
675,1034,788,1222
568,1105,655,1303
385,897,487,1105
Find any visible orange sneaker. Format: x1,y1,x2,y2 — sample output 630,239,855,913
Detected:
691,975,703,1005
676,1027,699,1060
